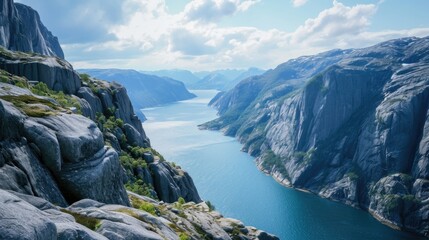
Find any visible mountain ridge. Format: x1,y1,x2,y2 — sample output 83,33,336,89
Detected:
203,36,429,237
79,68,197,110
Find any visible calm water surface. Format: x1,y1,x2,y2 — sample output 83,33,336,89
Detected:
142,90,423,240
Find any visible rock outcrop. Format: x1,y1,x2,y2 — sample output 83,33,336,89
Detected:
0,189,279,240
150,162,202,203
0,47,81,94
205,36,429,237
0,0,64,58
0,83,129,206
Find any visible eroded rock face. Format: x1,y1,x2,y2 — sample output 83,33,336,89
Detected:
0,0,64,58
207,36,429,237
150,162,202,203
0,190,57,240
0,51,81,94
58,147,129,206
0,86,130,206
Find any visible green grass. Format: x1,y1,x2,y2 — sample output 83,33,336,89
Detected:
179,233,191,240
0,69,30,87
129,196,157,215
31,82,81,113
0,95,57,117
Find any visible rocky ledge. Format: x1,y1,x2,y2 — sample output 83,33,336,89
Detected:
0,189,278,240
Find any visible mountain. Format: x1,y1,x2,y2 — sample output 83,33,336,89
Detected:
194,69,244,80
224,67,266,90
78,69,196,110
0,0,64,58
192,67,265,91
192,72,229,90
203,36,429,237
0,1,278,239
142,69,200,87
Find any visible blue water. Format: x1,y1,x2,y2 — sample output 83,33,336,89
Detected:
142,90,423,240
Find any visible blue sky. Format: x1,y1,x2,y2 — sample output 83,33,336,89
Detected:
16,0,429,71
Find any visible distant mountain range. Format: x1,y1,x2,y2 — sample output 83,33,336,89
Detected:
145,67,265,91
141,69,200,87
78,69,196,110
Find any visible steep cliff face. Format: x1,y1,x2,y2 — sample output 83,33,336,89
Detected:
205,37,429,237
0,50,202,204
0,0,64,58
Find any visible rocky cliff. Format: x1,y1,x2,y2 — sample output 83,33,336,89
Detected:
204,37,429,237
0,47,278,239
0,1,279,238
0,0,64,58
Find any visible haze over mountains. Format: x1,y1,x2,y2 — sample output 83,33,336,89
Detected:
144,67,266,91
78,68,196,110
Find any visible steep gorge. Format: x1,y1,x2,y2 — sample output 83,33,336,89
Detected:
204,37,429,237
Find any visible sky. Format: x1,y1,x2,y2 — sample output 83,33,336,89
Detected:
15,0,429,71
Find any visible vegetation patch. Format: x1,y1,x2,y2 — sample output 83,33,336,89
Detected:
0,69,29,87
205,201,216,211
262,150,288,177
384,194,420,213
179,233,191,240
191,223,211,240
31,82,82,113
125,180,154,198
294,148,316,165
129,196,157,216
60,209,102,231
0,94,57,117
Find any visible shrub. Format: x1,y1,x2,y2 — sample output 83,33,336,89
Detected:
179,233,190,240
206,201,215,211
30,82,82,113
129,196,157,215
178,197,186,205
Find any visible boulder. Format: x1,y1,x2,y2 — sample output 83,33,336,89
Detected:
32,114,104,163
0,141,67,206
23,119,61,172
58,147,130,206
150,162,202,203
123,123,146,147
0,189,57,240
77,87,103,116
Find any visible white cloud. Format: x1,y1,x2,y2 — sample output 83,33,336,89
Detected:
292,0,308,7
183,0,260,22
290,0,377,45
67,0,429,71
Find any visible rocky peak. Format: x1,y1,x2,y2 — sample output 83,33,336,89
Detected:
0,0,64,58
